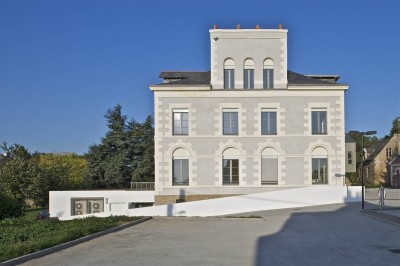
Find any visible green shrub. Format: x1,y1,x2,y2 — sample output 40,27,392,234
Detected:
0,215,142,262
0,191,24,220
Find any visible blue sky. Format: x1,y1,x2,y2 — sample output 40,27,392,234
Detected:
0,0,399,154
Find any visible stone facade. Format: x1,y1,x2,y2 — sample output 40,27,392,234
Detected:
364,134,400,185
150,27,349,205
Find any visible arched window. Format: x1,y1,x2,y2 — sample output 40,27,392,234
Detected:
222,147,239,185
261,147,278,185
172,148,189,186
243,58,254,89
224,59,235,89
312,147,328,184
263,58,274,89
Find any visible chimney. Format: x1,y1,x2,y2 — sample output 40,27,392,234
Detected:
237,24,241,29
214,24,218,29
279,24,283,29
256,24,260,29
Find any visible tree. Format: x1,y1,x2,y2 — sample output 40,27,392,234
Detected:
130,116,154,182
389,116,400,137
85,105,155,188
0,156,38,206
1,143,88,207
348,131,380,167
0,190,24,219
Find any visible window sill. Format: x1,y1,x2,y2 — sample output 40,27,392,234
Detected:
172,183,189,186
262,182,278,185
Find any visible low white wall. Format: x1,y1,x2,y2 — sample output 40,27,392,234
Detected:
127,186,362,217
49,190,154,220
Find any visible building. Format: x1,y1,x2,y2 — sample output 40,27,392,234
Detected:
389,155,400,188
345,133,356,173
363,134,400,185
149,25,350,205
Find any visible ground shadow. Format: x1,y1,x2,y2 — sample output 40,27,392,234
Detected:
254,195,400,265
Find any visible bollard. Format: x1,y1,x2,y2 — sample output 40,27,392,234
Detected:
378,185,386,212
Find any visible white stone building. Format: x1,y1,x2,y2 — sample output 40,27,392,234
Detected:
150,25,349,205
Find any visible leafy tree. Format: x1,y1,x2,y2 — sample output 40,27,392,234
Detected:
0,190,24,219
0,143,88,207
130,116,154,182
1,142,31,159
389,116,400,137
37,153,87,190
0,156,38,206
348,131,379,168
28,153,88,206
85,105,154,188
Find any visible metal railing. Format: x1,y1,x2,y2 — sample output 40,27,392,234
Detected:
130,182,155,191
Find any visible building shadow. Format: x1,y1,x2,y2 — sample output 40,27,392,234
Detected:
254,197,400,266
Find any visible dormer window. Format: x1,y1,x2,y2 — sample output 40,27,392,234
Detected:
243,58,254,89
224,59,235,89
263,58,274,89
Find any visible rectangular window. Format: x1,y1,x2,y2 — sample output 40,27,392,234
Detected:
224,69,235,89
261,111,277,135
312,158,328,184
223,159,239,185
387,148,393,157
348,151,353,164
173,110,188,135
173,159,189,185
223,111,238,135
244,69,254,89
312,110,327,135
262,157,278,185
263,69,274,89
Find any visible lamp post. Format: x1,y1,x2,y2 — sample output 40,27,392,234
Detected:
359,130,377,209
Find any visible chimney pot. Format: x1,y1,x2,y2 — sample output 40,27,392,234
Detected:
279,24,282,29
214,24,218,29
256,24,260,29
237,24,241,29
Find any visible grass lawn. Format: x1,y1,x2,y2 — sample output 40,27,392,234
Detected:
0,210,142,262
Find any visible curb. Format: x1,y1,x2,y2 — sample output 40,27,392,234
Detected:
360,210,400,226
1,217,152,266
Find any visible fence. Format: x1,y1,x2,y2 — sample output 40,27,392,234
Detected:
130,182,155,191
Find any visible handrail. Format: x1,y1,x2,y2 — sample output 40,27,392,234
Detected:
130,182,155,191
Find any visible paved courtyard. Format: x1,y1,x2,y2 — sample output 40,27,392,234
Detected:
21,203,399,266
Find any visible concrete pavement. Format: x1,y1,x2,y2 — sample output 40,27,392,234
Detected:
20,203,400,266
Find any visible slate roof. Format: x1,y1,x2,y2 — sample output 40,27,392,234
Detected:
157,70,344,86
159,71,211,85
364,138,391,164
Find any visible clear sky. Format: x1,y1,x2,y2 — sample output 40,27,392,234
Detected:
0,0,399,155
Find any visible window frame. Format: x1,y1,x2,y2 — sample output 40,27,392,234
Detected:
261,110,277,135
224,58,235,90
172,158,189,186
312,158,328,184
348,151,353,165
223,158,239,185
263,69,274,89
387,148,393,157
223,110,239,135
243,69,254,89
311,110,328,135
263,58,274,89
173,109,189,136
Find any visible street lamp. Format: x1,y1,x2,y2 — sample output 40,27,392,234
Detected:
359,131,377,209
